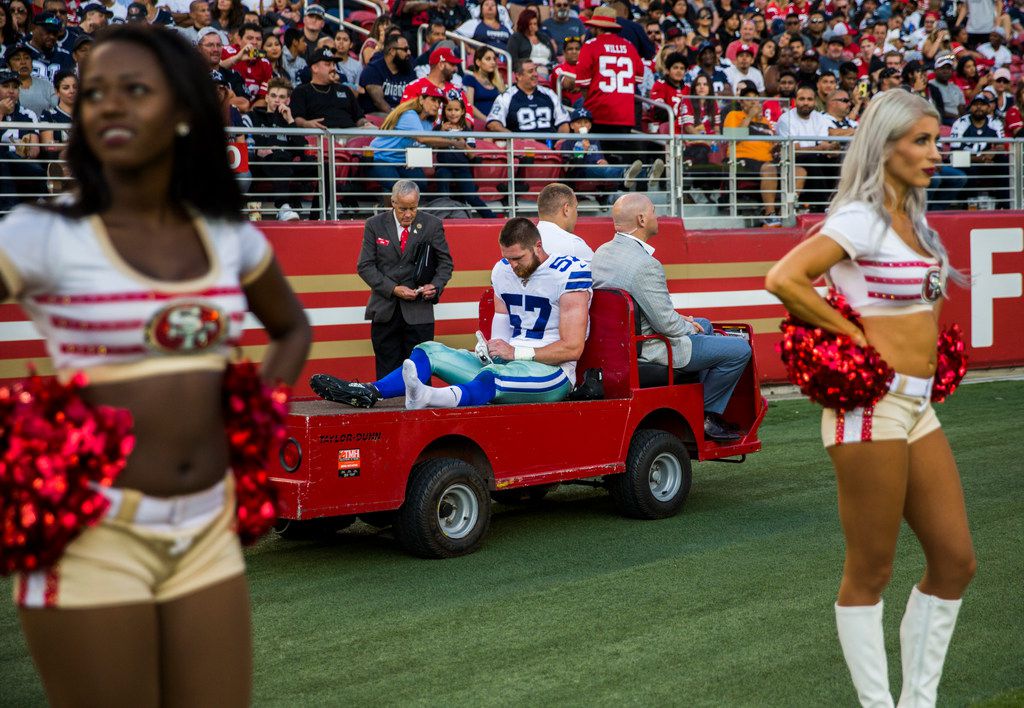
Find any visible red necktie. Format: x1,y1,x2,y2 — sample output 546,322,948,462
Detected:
400,228,409,253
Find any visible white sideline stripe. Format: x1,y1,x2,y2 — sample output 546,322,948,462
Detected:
0,289,803,342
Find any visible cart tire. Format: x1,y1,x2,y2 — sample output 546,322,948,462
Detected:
395,458,491,558
609,429,692,519
491,484,558,505
273,516,355,540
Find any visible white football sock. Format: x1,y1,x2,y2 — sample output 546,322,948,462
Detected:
403,360,462,409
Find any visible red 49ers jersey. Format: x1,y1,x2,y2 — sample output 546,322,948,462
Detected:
649,80,688,127
574,34,643,126
222,45,273,100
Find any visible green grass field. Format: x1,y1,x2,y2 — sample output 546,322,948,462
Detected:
2,381,1022,707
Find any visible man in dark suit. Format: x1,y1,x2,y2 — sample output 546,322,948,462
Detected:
357,179,453,378
591,194,751,442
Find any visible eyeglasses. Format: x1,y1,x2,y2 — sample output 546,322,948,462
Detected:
809,18,823,23
10,6,27,13
395,45,410,52
996,78,1010,83
832,97,851,102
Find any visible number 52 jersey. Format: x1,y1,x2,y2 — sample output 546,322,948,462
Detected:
574,34,643,127
491,254,592,380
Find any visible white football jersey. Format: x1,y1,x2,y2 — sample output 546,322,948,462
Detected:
491,253,592,379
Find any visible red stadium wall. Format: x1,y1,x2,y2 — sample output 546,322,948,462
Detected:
1,214,1021,395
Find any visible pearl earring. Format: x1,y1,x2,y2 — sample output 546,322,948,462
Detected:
174,122,191,137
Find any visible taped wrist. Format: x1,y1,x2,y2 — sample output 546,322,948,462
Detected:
514,346,535,361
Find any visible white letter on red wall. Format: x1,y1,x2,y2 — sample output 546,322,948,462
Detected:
970,228,1023,348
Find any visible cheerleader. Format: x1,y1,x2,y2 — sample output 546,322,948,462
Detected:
765,90,975,708
0,26,310,706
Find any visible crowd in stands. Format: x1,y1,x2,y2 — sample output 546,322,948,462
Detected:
2,0,1024,218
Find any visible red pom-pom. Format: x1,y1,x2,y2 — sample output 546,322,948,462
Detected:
222,362,289,545
0,374,134,575
777,291,895,411
932,324,968,403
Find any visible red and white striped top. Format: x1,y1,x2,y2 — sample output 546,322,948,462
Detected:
0,206,272,384
819,201,945,317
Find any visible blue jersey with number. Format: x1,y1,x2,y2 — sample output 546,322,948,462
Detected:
486,85,571,133
491,254,592,380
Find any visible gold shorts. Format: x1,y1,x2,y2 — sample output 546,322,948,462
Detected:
13,476,244,609
822,374,941,448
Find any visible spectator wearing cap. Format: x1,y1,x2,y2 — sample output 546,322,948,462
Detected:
930,54,966,125
25,12,76,83
661,0,695,49
39,69,76,158
401,45,472,116
369,84,457,194
549,35,583,108
300,4,329,64
429,0,470,32
359,33,417,114
723,80,783,224
977,26,1013,67
175,0,213,44
508,10,558,79
0,68,43,211
70,33,93,68
562,106,660,196
130,0,174,26
775,84,839,210
220,23,273,108
795,48,820,86
39,0,82,54
949,92,1008,204
725,43,765,92
455,0,513,53
574,6,644,159
687,41,730,96
543,0,587,54
5,44,55,117
197,28,250,112
982,67,1015,118
78,2,113,35
292,48,372,129
819,35,848,77
725,18,759,61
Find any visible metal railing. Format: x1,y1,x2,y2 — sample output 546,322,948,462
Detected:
2,123,1021,226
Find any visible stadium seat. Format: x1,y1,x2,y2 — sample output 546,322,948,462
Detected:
513,138,563,195
337,135,380,193
470,138,511,202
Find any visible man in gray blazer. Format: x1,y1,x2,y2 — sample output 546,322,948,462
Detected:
356,180,454,377
591,194,751,441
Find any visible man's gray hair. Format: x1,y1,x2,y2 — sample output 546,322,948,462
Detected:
391,180,420,201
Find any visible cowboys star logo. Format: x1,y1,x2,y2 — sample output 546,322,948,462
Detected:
145,301,228,354
922,266,945,303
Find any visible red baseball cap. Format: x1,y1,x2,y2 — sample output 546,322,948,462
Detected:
429,46,462,65
419,84,445,99
736,43,755,55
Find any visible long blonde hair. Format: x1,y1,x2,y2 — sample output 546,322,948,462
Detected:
822,89,965,285
380,97,426,131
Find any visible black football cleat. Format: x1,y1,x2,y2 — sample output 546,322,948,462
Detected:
310,374,382,408
704,413,741,442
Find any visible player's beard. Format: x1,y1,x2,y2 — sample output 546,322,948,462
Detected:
514,252,542,280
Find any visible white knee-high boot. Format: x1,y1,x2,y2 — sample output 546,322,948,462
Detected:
897,586,963,708
835,601,895,708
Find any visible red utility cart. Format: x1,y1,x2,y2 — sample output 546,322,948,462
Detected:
271,288,768,558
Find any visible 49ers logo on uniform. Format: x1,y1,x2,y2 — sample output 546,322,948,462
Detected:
922,266,946,303
145,301,227,353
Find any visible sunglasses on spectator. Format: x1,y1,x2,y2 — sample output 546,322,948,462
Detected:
10,6,27,12
553,2,570,6
832,97,851,102
996,78,1009,83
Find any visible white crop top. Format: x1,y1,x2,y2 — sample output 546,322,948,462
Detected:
819,201,946,317
0,205,273,384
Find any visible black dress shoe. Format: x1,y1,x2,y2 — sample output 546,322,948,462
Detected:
310,374,382,408
704,414,741,442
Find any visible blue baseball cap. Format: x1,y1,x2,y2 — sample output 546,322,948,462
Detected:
569,107,592,122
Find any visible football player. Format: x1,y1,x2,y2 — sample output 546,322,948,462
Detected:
311,218,591,409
